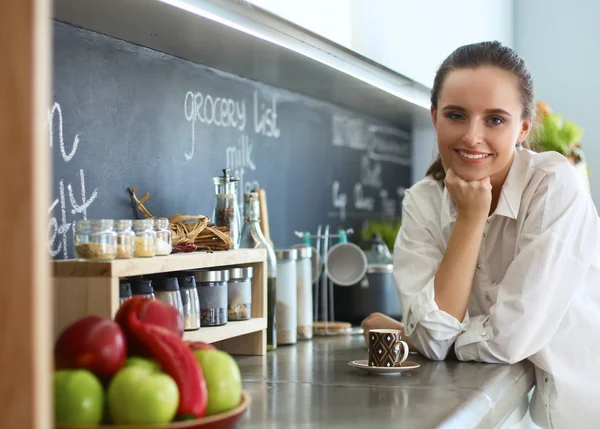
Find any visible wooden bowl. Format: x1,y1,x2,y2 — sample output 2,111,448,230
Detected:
57,391,251,429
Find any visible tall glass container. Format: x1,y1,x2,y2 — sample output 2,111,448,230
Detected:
212,168,242,249
239,192,278,350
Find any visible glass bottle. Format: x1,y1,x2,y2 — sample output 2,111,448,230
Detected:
132,219,156,257
239,192,278,350
115,220,135,259
153,218,173,256
74,219,117,261
212,168,242,249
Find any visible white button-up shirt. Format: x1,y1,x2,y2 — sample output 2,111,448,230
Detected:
395,147,600,428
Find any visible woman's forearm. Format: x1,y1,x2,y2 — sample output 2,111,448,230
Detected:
434,215,486,320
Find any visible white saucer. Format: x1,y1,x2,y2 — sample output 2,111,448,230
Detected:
347,359,421,376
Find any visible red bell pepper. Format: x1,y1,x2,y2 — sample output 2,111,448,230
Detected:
116,297,208,418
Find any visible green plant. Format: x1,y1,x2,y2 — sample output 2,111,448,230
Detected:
535,113,584,156
360,219,402,252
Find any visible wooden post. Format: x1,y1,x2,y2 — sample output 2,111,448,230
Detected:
0,0,52,428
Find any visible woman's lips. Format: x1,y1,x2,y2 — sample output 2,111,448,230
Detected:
454,149,492,163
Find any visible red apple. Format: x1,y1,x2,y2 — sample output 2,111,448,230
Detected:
186,341,216,352
115,297,183,356
55,316,126,379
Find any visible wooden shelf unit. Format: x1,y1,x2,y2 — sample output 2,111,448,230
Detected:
53,248,267,355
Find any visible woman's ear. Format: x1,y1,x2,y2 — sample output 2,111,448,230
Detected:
430,106,437,127
519,118,533,143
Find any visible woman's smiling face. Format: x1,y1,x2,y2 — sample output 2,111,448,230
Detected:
431,66,532,185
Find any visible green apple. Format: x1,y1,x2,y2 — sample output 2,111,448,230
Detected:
125,356,161,372
54,369,104,426
107,363,179,425
194,350,242,416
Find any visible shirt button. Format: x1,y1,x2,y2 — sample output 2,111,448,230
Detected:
481,331,487,337
483,233,488,237
485,294,492,303
477,264,482,269
487,219,491,223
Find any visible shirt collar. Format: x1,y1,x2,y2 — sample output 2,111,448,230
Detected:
441,147,529,229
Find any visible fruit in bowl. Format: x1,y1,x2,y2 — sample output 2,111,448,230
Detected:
54,369,104,426
108,357,179,425
54,315,126,379
194,350,242,416
53,297,249,428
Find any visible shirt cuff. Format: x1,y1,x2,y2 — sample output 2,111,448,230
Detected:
404,277,469,339
455,315,495,357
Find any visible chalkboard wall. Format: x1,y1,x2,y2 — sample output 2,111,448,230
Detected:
49,21,412,260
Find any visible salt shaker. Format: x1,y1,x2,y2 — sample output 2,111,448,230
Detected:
130,278,155,299
177,272,201,331
153,276,184,317
119,279,132,306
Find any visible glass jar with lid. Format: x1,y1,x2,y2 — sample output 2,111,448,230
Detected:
115,220,135,259
74,219,117,261
154,218,172,256
130,278,155,299
153,276,184,317
275,248,298,345
177,272,201,331
119,279,132,306
133,219,156,257
212,169,242,249
228,267,253,321
295,246,313,340
195,269,229,326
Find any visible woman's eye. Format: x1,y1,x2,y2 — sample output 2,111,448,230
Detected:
447,112,464,121
487,116,504,126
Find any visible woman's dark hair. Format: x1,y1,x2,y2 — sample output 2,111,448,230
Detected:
426,41,536,181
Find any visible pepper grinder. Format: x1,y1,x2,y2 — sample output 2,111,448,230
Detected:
212,168,242,249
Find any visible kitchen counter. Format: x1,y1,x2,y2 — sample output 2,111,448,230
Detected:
235,334,535,429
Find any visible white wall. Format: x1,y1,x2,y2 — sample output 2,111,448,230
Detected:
352,0,515,88
514,0,600,204
249,0,514,89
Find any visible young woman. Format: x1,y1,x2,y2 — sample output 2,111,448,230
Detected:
361,41,600,428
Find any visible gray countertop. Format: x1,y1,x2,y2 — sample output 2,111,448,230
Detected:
235,334,535,429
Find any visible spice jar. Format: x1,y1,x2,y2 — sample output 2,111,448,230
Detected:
153,276,184,317
228,267,253,321
177,272,201,331
133,219,157,257
295,246,313,340
115,220,135,259
74,219,117,261
154,218,172,256
119,279,132,306
212,169,242,249
130,278,155,299
195,269,229,326
275,249,298,345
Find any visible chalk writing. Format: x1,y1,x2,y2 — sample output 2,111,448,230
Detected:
253,91,280,138
360,155,382,188
332,181,347,222
354,183,375,211
48,101,99,259
226,134,259,204
380,189,397,219
184,90,247,160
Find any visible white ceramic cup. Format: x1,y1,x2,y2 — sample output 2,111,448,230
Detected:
325,242,367,286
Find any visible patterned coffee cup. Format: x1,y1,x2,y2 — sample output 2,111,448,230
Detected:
368,329,409,367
